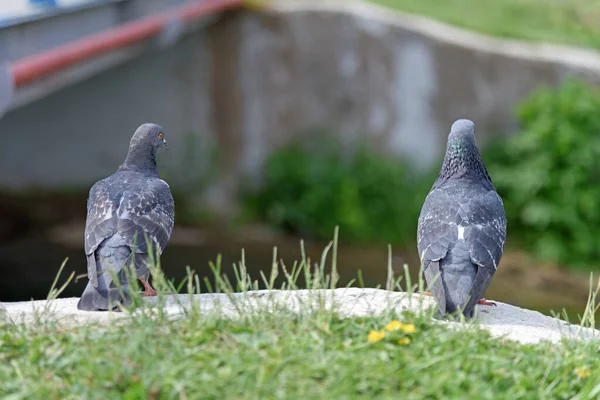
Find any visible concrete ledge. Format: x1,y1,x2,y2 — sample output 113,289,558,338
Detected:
274,0,600,75
3,288,599,345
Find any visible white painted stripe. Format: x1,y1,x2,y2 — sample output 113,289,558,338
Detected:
0,63,14,119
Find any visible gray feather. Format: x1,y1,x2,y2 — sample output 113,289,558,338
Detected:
417,119,506,318
78,123,174,311
77,235,133,311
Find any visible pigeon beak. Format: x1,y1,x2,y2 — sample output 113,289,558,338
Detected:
162,138,168,150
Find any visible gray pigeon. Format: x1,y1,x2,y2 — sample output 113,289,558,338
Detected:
77,123,175,311
417,119,506,318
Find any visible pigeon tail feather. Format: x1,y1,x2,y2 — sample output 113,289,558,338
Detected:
435,243,478,318
77,236,133,311
439,261,477,317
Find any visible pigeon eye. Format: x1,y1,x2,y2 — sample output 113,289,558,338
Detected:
158,132,164,139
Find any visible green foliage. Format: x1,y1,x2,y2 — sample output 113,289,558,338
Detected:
485,78,600,268
246,138,430,245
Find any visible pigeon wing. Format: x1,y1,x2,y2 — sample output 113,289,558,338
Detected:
84,179,119,286
417,188,460,311
463,191,506,310
116,178,175,256
417,188,458,263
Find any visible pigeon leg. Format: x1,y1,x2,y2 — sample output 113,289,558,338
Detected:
423,291,495,307
477,298,496,307
139,276,157,297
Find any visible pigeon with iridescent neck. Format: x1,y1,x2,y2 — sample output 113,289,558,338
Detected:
417,119,506,318
77,123,174,311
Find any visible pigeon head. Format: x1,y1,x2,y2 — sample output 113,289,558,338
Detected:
129,123,167,151
120,123,167,173
435,119,492,186
448,119,475,146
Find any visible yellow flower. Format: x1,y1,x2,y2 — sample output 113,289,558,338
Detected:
575,367,591,379
367,330,386,343
385,320,404,332
401,324,416,334
398,337,410,345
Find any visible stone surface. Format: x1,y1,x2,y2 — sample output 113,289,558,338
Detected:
2,288,599,345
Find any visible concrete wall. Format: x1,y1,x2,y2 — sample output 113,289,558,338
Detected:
3,1,600,212
1,32,213,187
220,1,600,175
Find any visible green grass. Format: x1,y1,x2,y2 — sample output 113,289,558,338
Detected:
367,0,600,50
2,231,600,399
2,304,600,398
3,310,600,399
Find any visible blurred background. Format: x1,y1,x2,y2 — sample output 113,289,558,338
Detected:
1,0,600,322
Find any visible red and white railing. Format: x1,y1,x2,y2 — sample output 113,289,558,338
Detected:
0,0,244,116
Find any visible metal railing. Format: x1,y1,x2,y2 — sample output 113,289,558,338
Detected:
0,0,243,116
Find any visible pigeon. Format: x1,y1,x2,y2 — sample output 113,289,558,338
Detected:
417,119,506,318
77,123,175,311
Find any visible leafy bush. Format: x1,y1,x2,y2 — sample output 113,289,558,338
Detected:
246,79,600,268
485,78,600,268
245,137,431,245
